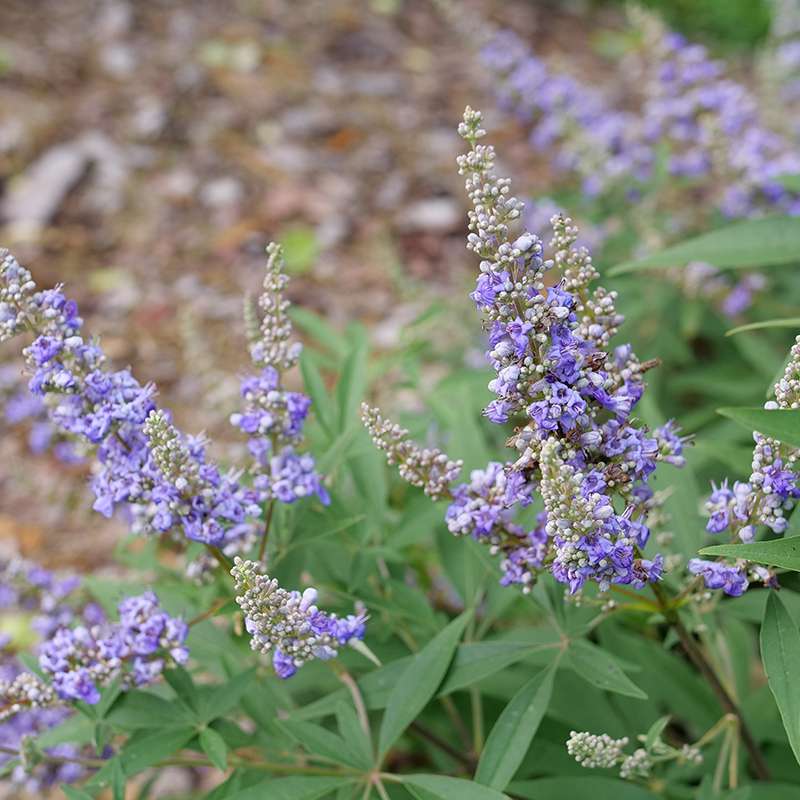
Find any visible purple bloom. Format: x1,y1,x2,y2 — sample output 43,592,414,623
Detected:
688,558,748,596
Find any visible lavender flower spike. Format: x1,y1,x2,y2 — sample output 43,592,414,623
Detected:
699,334,800,594
361,403,463,500
363,108,684,596
232,557,366,679
231,243,328,508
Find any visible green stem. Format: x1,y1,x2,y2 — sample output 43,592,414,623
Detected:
258,499,276,562
650,582,770,781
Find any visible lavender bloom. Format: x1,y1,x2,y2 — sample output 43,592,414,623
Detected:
0,249,262,552
688,559,748,597
365,109,683,596
481,31,652,199
642,28,800,217
231,243,328,507
699,335,800,593
481,24,800,219
35,590,188,706
144,409,261,546
232,558,366,679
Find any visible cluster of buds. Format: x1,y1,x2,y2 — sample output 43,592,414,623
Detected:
567,726,703,781
232,558,366,679
361,404,463,500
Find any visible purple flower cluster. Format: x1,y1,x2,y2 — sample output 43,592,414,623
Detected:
644,31,800,217
0,363,81,461
365,109,684,596
687,559,748,597
481,30,652,199
0,248,262,552
0,660,86,791
481,26,800,218
232,558,365,679
231,243,328,507
0,556,110,789
0,556,104,641
143,409,261,546
697,336,800,595
38,590,188,704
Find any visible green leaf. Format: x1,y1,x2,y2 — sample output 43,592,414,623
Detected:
300,351,334,436
778,174,800,192
700,538,800,571
440,638,558,695
199,669,256,722
336,331,369,433
610,216,800,275
335,701,373,770
567,640,647,700
760,591,800,765
475,661,557,790
402,774,509,799
509,776,658,799
227,776,353,800
163,666,199,714
717,407,800,449
106,690,195,729
111,758,126,800
88,726,196,789
279,719,365,769
726,318,800,337
644,715,670,750
200,727,228,771
378,610,472,758
280,224,319,275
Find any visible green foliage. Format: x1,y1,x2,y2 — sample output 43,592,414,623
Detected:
761,593,800,766
605,0,771,50
610,216,800,275
717,407,800,449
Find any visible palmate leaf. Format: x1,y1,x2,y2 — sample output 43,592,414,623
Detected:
717,407,800,449
609,215,800,275
377,610,472,758
700,538,800,572
760,591,800,766
474,661,557,790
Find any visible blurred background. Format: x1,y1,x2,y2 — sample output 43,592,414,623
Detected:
0,0,796,573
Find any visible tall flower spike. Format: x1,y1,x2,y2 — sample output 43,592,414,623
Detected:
363,108,683,596
0,249,262,553
698,334,800,595
231,244,328,509
231,558,366,679
250,242,302,371
361,404,462,500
